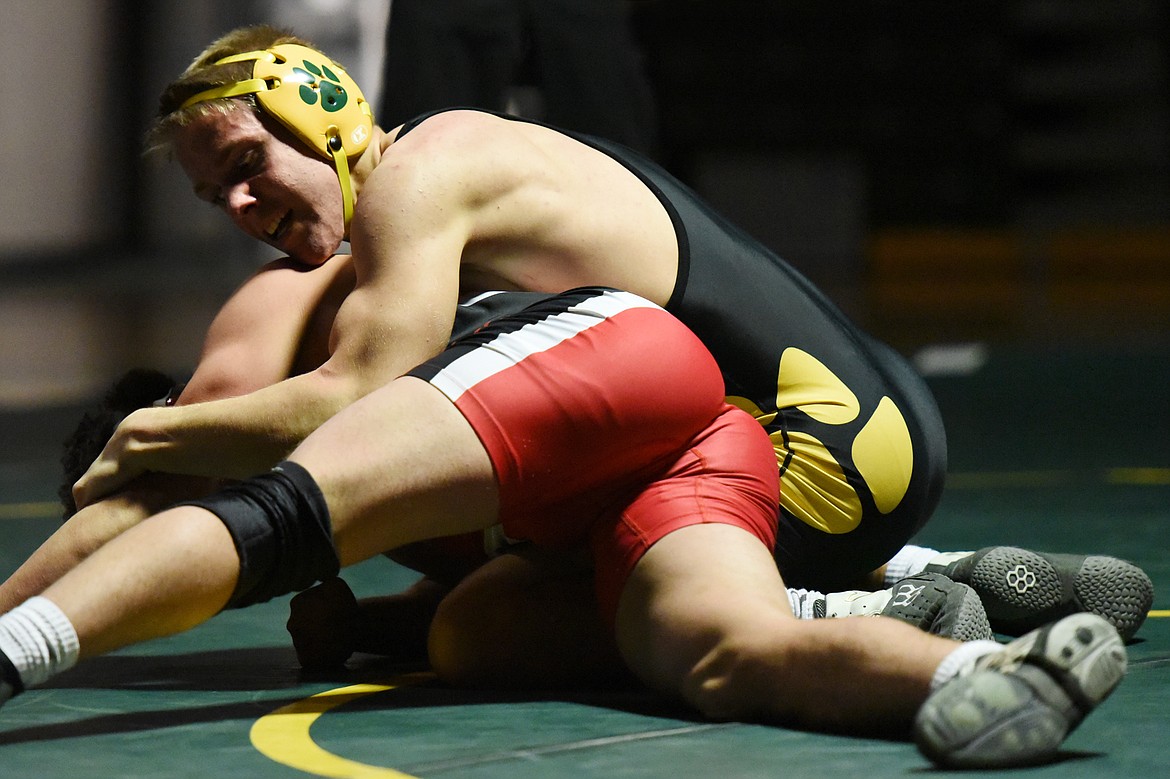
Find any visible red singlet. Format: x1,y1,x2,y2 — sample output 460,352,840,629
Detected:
409,288,779,622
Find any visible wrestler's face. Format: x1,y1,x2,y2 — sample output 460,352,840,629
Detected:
174,105,345,266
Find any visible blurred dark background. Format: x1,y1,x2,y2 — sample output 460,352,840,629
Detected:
2,0,1168,412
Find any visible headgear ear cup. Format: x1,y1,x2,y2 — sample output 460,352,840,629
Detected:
180,44,373,227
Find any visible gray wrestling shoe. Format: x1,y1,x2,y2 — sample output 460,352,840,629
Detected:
914,612,1126,768
823,572,993,641
925,547,1153,640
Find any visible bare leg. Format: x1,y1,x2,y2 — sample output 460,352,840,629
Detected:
0,475,214,614
41,506,240,658
1,499,150,615
614,524,954,732
293,377,499,566
36,377,498,662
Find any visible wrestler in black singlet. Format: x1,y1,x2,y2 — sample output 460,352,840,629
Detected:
400,110,947,591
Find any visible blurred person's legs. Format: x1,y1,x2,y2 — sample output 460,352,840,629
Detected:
379,0,523,127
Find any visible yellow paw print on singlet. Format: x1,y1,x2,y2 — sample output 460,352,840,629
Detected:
728,348,913,534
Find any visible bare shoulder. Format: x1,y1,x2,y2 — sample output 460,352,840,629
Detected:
182,256,354,403
213,256,348,325
352,110,677,303
385,109,523,150
372,111,583,198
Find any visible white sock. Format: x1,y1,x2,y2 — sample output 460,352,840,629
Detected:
0,597,81,689
883,544,944,585
787,588,826,619
931,639,1001,691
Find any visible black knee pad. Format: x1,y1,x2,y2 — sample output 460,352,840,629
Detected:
179,461,340,609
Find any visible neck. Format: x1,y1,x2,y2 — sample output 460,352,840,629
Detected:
349,126,389,199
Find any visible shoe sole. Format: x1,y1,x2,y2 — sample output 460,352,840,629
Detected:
913,613,1127,768
930,546,1153,640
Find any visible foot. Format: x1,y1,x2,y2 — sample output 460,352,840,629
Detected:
925,546,1153,639
914,612,1126,768
823,572,993,641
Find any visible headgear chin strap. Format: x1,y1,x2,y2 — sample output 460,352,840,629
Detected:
180,43,373,228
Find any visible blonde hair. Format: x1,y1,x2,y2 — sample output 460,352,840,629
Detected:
145,25,317,156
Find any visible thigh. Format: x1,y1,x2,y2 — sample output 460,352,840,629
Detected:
613,523,793,700
615,523,955,727
590,405,779,623
291,376,500,567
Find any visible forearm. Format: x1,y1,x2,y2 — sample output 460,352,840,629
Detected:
79,274,457,507
351,578,449,661
76,370,359,511
287,576,448,670
137,374,352,478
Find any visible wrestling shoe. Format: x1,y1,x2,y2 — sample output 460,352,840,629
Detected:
823,572,993,641
914,612,1126,768
925,547,1153,640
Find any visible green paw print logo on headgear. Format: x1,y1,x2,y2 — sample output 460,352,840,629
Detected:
181,43,372,227
293,59,348,113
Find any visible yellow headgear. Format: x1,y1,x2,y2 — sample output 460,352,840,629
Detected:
179,43,373,227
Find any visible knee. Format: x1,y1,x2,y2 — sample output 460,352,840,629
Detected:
426,590,476,684
680,631,790,722
183,462,339,609
427,584,513,686
679,622,856,725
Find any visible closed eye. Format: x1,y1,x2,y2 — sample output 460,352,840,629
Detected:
197,146,267,208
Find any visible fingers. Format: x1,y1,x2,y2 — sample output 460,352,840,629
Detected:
287,578,359,670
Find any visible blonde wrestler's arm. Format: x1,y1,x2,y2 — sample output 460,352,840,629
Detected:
73,136,481,506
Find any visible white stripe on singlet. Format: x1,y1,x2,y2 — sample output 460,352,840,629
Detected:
429,289,659,403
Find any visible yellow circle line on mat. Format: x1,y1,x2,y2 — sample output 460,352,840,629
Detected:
0,501,60,520
250,675,431,778
1148,610,1170,618
1106,467,1170,486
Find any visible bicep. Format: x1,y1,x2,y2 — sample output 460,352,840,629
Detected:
330,168,473,387
180,337,292,405
319,273,458,393
177,264,328,405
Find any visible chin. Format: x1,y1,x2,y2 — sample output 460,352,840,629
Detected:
291,234,343,267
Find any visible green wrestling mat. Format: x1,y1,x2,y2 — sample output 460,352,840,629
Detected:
1,341,1167,778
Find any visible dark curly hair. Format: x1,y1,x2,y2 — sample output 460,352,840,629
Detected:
59,369,182,520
